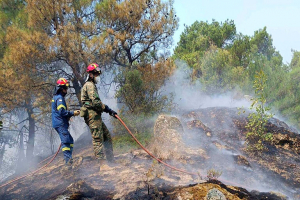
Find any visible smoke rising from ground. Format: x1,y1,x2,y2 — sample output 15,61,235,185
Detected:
157,60,294,198
162,60,252,112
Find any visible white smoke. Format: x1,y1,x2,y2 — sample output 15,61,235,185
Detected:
158,60,294,198
161,60,252,111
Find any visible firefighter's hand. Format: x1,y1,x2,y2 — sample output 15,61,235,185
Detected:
74,110,80,116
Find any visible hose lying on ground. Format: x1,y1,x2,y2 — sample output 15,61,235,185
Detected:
115,115,199,176
116,115,248,188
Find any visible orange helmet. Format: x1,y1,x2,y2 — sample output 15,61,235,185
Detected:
56,78,69,87
87,63,101,75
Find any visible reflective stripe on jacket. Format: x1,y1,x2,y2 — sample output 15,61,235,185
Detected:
52,93,74,128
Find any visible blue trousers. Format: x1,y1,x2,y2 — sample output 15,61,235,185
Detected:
55,126,74,163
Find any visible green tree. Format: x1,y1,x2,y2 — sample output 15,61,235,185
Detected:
200,46,233,93
290,50,300,70
174,19,236,72
116,58,174,114
250,27,275,60
230,33,251,68
274,66,300,125
0,0,26,59
246,70,273,152
0,0,47,160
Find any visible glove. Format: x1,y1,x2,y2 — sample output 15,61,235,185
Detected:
109,109,117,118
74,110,80,116
104,105,117,118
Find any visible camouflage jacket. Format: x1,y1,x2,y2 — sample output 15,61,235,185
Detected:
81,81,106,113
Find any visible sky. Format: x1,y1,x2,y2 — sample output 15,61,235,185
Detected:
173,0,300,63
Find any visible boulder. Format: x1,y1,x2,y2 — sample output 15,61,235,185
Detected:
149,115,185,160
205,188,226,200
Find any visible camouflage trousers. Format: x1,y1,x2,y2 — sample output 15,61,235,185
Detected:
84,109,114,161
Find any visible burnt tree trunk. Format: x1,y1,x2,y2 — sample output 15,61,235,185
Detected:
72,77,82,106
72,75,85,106
26,105,35,160
16,128,26,173
18,129,25,161
0,143,5,170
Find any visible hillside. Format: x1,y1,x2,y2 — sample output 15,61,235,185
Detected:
0,107,299,200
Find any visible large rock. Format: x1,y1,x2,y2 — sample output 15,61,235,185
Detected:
205,188,226,200
148,115,185,160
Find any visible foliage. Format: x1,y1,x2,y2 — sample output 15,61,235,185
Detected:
245,70,273,151
250,27,275,60
200,46,233,93
0,0,178,161
97,0,178,66
116,58,175,114
174,19,300,129
111,109,154,154
112,129,152,154
290,50,300,70
173,19,236,70
111,108,156,136
207,168,222,180
0,0,26,59
22,0,179,102
0,0,52,159
272,65,300,125
229,33,251,68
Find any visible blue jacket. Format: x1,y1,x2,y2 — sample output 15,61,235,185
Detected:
52,93,74,128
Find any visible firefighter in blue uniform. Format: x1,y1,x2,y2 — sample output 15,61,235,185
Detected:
52,78,80,165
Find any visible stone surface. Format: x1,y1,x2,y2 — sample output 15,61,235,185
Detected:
205,188,226,200
148,115,185,160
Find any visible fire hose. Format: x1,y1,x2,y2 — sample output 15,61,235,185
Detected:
0,144,61,189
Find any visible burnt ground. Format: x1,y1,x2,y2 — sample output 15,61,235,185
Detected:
0,107,299,199
181,107,300,199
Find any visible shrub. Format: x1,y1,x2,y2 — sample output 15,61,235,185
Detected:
207,168,222,180
246,70,273,152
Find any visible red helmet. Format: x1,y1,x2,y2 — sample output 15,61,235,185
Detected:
87,63,101,75
56,78,69,87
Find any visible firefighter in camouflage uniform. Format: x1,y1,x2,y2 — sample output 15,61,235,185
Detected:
80,63,117,169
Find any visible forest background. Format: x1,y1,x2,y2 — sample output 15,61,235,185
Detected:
0,0,299,180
